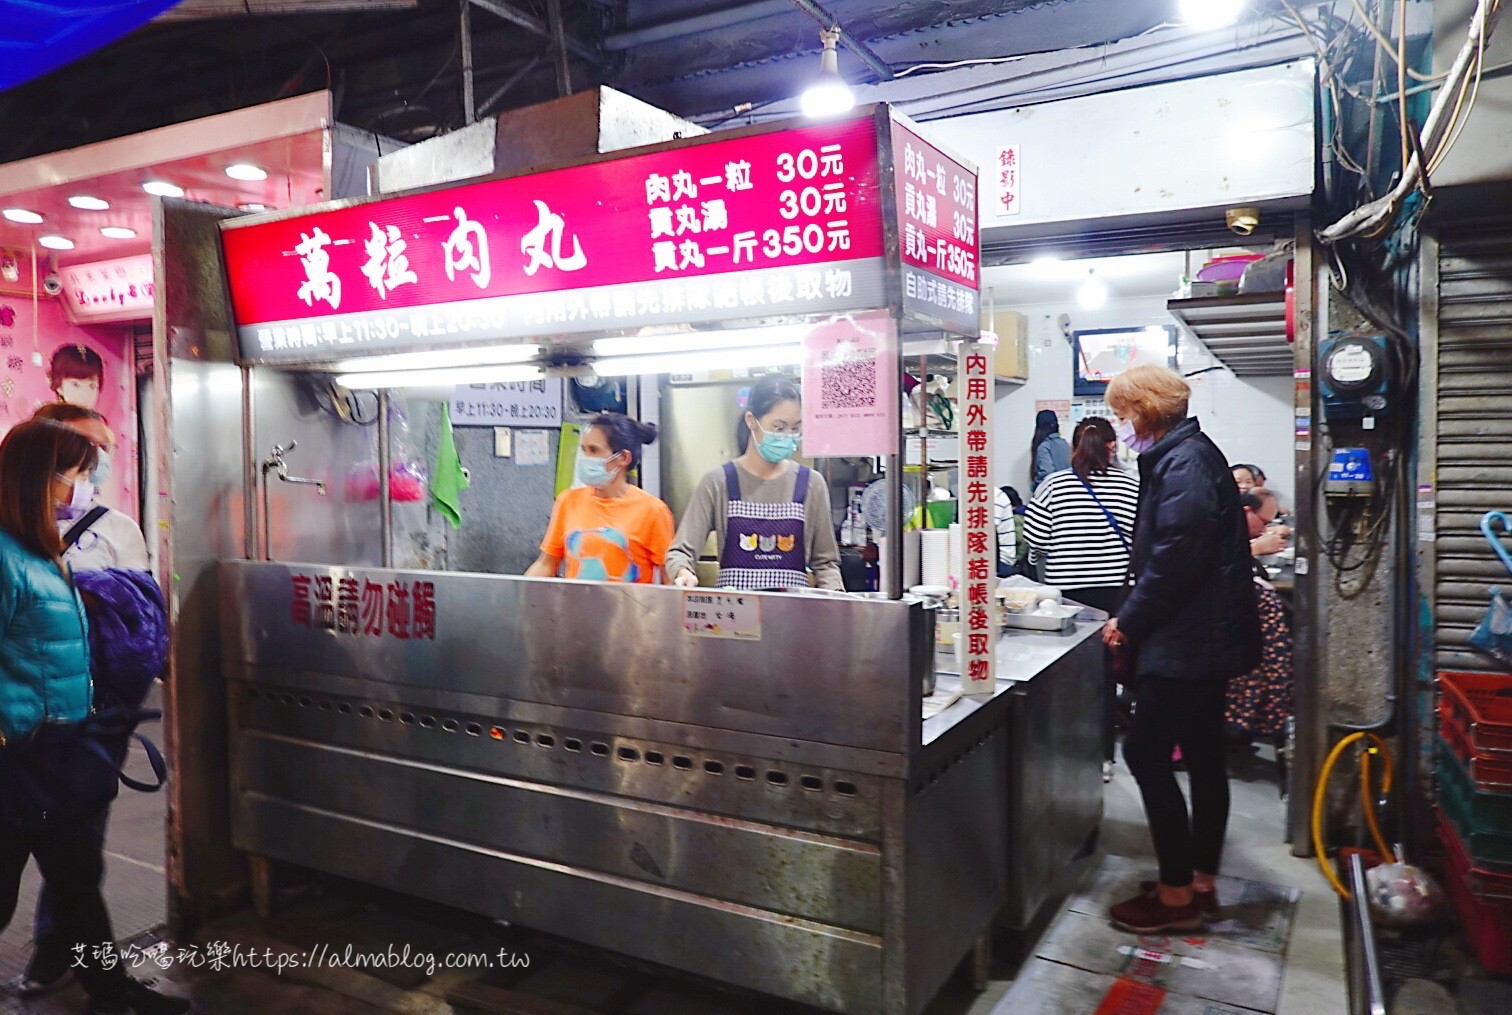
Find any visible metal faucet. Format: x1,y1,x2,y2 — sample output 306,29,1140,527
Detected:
260,440,326,561
261,440,327,495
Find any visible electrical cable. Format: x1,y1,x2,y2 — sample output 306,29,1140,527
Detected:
1397,0,1410,174
1346,0,1443,81
1320,0,1503,243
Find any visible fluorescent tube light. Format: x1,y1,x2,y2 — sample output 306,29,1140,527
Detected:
594,344,803,378
591,324,810,359
336,363,544,390
332,344,541,374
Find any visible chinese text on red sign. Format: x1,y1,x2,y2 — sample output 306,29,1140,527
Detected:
959,343,996,693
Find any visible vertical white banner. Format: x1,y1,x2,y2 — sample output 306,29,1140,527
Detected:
959,341,997,694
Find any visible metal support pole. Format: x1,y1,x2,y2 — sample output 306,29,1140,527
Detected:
378,391,394,568
1347,854,1388,1015
460,0,476,125
242,365,257,560
478,56,541,118
545,0,573,96
886,322,905,599
1289,214,1323,853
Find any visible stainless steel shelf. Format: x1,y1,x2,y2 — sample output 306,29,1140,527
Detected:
1167,291,1294,377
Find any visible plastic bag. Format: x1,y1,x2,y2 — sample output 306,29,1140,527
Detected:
345,400,428,502
1470,586,1512,670
1365,862,1444,928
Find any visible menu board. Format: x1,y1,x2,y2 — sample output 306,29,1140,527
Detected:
221,117,889,362
891,117,980,335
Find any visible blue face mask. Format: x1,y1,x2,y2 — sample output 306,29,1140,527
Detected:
574,448,621,489
91,449,112,488
754,422,800,464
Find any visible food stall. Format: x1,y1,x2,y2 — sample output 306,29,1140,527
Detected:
155,103,1103,1015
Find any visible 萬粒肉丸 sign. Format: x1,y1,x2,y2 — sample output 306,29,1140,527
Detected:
222,117,887,362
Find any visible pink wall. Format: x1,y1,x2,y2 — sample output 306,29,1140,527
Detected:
0,280,140,522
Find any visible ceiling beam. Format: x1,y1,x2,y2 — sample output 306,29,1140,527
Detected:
466,0,596,63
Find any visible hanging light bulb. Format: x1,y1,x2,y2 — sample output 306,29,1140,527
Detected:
800,27,855,118
1078,270,1109,310
1178,0,1247,31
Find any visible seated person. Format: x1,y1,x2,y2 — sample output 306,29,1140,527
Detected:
1242,488,1291,557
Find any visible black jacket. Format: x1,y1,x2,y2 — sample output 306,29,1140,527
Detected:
1117,417,1262,682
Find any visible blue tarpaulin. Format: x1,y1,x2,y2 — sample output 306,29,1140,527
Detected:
1,1,182,93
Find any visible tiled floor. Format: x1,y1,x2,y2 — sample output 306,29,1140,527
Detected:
3,736,1348,1015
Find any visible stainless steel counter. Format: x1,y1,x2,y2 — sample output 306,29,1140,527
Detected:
220,561,1101,1013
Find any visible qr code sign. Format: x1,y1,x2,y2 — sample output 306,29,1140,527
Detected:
821,357,877,410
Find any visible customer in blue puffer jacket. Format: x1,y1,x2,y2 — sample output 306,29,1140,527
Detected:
0,420,193,1015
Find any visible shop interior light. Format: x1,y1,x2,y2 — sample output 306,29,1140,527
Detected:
1077,271,1109,310
332,343,541,374
591,324,811,359
238,203,268,212
1178,0,1246,31
225,163,269,182
142,180,186,198
336,362,545,391
38,235,75,250
100,227,138,239
3,208,43,224
68,195,110,211
799,27,855,119
593,344,804,378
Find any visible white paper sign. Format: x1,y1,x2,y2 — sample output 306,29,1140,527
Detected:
514,429,550,466
992,144,1021,218
682,591,762,641
451,377,563,427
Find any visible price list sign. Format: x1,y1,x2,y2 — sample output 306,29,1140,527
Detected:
221,117,888,362
891,118,980,336
958,343,996,695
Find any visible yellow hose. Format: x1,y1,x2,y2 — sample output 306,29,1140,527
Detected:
1310,731,1395,898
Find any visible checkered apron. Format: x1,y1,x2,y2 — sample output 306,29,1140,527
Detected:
717,462,810,591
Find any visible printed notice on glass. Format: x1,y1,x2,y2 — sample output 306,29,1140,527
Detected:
451,377,563,427
801,310,899,457
958,343,997,695
682,591,762,641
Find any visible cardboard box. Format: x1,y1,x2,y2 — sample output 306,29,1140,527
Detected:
983,309,1029,381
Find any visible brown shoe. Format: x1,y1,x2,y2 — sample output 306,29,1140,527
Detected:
1110,887,1207,933
1139,880,1220,918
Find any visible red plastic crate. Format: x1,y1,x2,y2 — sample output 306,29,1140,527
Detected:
1442,716,1512,793
1439,812,1512,975
1439,671,1512,756
1440,811,1512,907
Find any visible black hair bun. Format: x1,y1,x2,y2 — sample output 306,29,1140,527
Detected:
637,421,659,445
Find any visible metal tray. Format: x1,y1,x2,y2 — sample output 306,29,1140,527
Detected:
1001,612,1077,634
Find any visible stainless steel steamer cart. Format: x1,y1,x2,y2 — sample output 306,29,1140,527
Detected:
221,565,1102,1014
152,102,1103,1015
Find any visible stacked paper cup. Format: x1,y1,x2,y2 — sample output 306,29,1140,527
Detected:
920,529,951,588
948,522,963,589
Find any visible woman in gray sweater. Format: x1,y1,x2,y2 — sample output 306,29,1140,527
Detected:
666,376,841,591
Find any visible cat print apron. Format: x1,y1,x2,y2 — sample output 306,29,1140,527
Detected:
717,461,810,591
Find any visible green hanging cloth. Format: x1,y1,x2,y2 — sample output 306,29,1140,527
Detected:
555,423,583,497
431,403,469,528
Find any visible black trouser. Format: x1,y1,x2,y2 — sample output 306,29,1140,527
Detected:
1,814,134,1005
1122,676,1230,888
33,796,113,962
1063,585,1128,763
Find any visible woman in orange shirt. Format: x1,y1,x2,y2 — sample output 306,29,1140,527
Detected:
525,413,674,584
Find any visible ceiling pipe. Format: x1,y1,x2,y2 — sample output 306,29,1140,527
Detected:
602,1,793,51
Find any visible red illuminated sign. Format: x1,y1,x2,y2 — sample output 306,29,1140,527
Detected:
891,117,979,334
222,117,890,361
